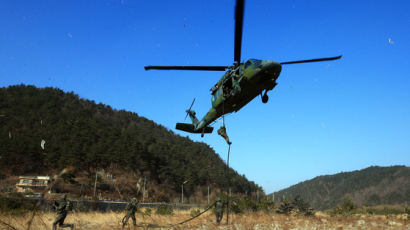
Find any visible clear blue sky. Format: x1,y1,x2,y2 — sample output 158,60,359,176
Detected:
1,0,409,194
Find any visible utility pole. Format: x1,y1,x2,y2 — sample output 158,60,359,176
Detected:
257,190,259,202
181,184,184,204
143,176,146,202
93,170,98,199
207,186,210,205
181,180,188,204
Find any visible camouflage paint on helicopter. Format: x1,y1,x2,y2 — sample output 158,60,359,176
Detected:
145,0,341,137
183,59,282,133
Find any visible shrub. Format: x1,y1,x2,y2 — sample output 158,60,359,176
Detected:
292,195,314,216
228,197,258,214
155,204,173,215
0,194,37,215
277,200,295,215
190,208,201,217
330,197,356,216
257,199,275,213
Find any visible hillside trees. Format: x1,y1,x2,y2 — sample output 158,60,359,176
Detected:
0,85,261,198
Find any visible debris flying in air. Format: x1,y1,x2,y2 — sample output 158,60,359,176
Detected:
41,139,46,150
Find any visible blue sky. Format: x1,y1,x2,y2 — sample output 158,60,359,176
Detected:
1,0,409,193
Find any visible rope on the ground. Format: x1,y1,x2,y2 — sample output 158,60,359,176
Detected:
130,201,216,229
0,218,18,230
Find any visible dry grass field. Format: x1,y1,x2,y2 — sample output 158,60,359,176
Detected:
0,209,408,230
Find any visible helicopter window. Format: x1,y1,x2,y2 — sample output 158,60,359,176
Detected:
250,59,261,67
244,60,252,69
253,60,262,67
212,88,221,102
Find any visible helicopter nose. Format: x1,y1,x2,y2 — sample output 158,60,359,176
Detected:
262,60,282,78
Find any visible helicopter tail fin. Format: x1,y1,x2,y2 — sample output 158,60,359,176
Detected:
175,123,213,134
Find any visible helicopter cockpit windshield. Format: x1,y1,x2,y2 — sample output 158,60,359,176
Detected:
244,59,262,69
244,60,252,69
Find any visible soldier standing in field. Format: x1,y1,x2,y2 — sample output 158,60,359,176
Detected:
122,197,139,228
214,199,224,224
52,194,74,230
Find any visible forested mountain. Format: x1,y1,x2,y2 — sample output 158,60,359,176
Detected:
272,166,410,210
0,85,260,200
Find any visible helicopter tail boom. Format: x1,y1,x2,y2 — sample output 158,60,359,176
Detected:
176,123,214,134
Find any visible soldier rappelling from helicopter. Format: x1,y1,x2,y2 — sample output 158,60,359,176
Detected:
218,125,231,145
144,0,341,137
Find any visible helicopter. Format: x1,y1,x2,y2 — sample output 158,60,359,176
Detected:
144,0,341,137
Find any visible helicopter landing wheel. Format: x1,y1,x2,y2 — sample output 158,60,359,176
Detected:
262,93,269,103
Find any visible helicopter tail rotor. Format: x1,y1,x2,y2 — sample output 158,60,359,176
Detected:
184,98,196,121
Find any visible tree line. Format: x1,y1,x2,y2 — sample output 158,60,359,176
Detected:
0,85,261,198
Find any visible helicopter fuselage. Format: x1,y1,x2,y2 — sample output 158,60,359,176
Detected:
193,59,282,131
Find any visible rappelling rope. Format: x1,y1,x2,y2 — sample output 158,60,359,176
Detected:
226,142,231,225
221,99,231,225
125,96,233,229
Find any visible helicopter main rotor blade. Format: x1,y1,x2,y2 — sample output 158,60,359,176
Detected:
280,55,342,65
144,66,230,71
234,0,245,65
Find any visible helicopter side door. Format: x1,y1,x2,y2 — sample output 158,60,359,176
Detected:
212,87,224,108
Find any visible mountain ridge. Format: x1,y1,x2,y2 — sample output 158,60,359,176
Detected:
272,165,410,210
0,84,261,201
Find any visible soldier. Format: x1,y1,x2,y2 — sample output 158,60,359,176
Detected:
122,197,139,228
214,199,224,224
52,194,74,230
217,126,232,145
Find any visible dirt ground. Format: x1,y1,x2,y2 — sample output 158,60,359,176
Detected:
0,210,408,230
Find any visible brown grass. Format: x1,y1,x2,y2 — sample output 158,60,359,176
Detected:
0,209,408,230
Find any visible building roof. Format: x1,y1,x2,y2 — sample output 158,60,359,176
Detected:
19,176,50,180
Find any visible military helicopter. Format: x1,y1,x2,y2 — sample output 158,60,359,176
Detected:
145,0,341,137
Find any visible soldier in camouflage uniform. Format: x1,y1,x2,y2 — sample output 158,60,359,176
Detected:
122,197,139,228
52,194,74,230
217,126,232,145
214,199,224,224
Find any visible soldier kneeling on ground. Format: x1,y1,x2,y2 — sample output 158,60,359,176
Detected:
53,194,74,230
122,197,139,228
